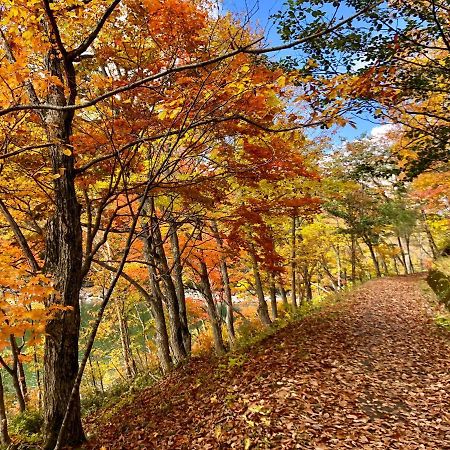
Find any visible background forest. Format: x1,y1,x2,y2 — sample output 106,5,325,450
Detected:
0,0,448,448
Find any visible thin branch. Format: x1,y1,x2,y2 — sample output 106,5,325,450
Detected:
68,0,122,61
0,199,40,272
0,3,376,118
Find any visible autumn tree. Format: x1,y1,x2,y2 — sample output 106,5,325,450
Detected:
275,0,450,177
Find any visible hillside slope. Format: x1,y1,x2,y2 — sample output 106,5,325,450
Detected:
85,276,450,449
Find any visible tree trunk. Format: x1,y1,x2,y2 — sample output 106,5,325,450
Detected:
169,220,191,354
147,211,187,363
290,215,297,308
269,277,278,319
199,259,226,355
404,236,414,274
143,235,173,374
211,221,235,345
8,337,26,412
96,361,105,394
135,305,150,367
88,356,98,392
351,233,357,283
11,366,26,413
279,282,288,307
421,209,439,258
249,245,271,326
379,253,389,276
116,300,136,379
0,372,11,447
393,256,400,275
304,268,313,302
365,239,381,277
41,20,85,449
321,260,338,291
397,235,409,274
17,356,28,406
333,244,342,289
33,347,43,410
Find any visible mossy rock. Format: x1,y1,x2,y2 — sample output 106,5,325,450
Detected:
427,268,450,309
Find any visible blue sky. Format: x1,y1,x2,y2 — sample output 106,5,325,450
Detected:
222,0,383,143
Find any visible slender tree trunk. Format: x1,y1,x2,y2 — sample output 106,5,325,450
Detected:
88,356,98,392
404,236,414,274
211,221,235,345
8,338,26,412
135,305,150,367
0,371,11,447
199,259,226,355
116,300,136,379
304,268,313,302
168,220,191,354
269,277,278,319
364,239,381,277
321,260,338,290
33,347,42,410
350,233,357,283
397,235,409,274
96,361,105,394
379,254,389,276
279,282,288,307
143,240,173,373
290,215,297,308
393,256,400,275
11,367,26,413
333,244,342,289
148,212,187,363
421,209,439,258
249,245,271,326
17,357,28,406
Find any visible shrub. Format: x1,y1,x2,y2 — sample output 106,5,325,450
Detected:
9,409,43,437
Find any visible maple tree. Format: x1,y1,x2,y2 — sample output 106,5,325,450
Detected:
0,0,448,448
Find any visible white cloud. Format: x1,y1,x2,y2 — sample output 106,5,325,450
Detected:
370,124,396,139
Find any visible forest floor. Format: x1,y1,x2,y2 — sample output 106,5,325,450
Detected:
85,275,450,449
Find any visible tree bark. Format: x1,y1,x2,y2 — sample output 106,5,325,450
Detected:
17,355,28,406
404,235,414,274
169,220,191,354
269,277,278,319
393,255,400,275
116,300,137,379
397,235,409,274
198,259,227,355
211,221,235,345
279,282,288,307
142,235,173,374
39,34,85,450
249,245,271,326
290,215,297,308
304,267,313,302
9,337,27,412
0,371,11,447
364,238,382,277
421,209,439,258
351,233,357,283
146,211,187,364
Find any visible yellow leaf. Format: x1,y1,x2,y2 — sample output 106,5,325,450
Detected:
157,110,167,120
277,75,286,88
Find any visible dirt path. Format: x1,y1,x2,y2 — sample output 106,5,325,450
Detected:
86,275,450,449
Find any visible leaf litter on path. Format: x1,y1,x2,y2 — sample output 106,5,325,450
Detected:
85,275,450,449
